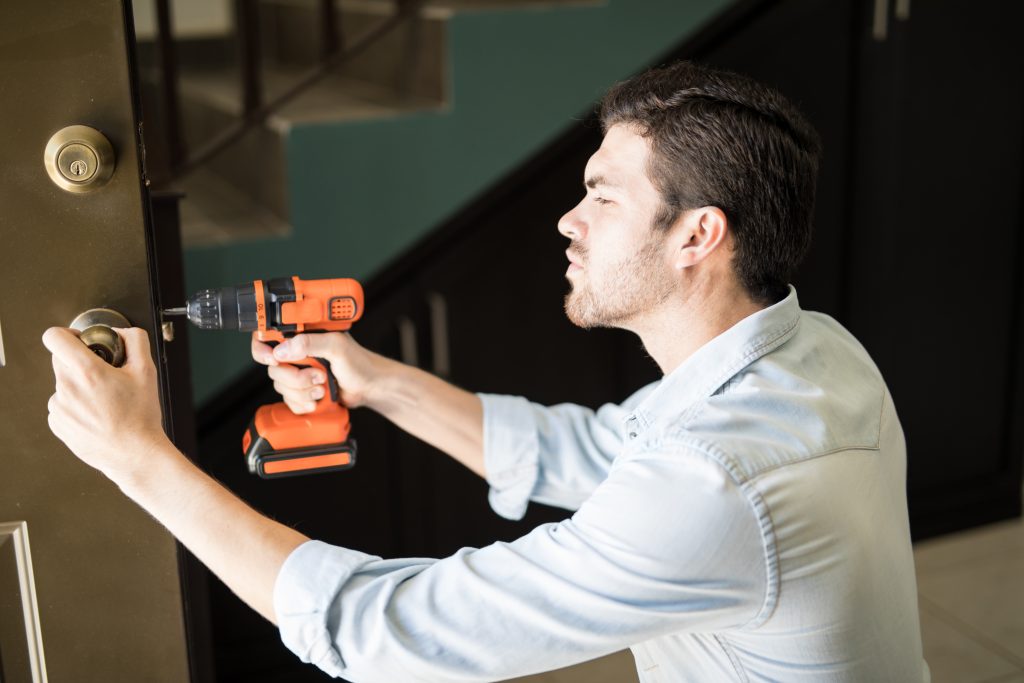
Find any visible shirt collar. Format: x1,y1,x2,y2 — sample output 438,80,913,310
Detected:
629,285,803,432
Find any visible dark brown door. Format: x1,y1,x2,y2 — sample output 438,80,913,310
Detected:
0,1,191,680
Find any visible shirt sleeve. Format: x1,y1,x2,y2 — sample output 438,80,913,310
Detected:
274,444,769,682
479,383,657,520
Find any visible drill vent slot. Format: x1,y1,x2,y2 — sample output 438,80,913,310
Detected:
329,296,357,321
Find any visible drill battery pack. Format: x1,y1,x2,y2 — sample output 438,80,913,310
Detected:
243,397,357,479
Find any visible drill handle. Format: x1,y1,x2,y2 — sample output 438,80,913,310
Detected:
285,356,341,413
264,340,342,412
306,357,341,406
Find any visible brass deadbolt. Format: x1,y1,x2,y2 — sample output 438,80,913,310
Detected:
44,125,116,193
70,308,131,367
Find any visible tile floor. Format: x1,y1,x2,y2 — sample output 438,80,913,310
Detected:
506,514,1024,683
915,515,1024,682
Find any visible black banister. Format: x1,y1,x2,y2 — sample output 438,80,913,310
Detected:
154,0,185,170
320,0,341,61
174,0,427,179
234,0,262,115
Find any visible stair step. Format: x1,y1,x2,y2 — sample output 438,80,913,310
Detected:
261,0,448,103
178,67,442,132
178,167,291,247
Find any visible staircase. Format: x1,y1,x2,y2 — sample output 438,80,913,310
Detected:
137,0,598,247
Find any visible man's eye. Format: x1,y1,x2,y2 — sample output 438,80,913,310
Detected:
593,196,611,205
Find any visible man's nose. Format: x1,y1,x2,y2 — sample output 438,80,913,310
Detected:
558,200,587,240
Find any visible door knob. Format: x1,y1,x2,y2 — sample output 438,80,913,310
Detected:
69,308,131,367
44,125,116,193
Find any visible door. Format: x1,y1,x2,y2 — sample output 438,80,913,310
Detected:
0,1,191,681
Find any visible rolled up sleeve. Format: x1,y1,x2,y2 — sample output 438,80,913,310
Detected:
274,542,378,676
479,388,657,519
480,394,541,520
273,444,769,682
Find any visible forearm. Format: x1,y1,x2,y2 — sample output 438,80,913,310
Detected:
116,442,308,623
366,356,485,478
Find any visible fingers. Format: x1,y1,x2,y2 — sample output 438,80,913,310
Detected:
272,332,346,363
113,327,152,371
267,363,325,390
285,399,315,414
251,332,278,366
271,378,324,400
267,363,324,414
42,327,102,374
43,326,151,375
51,355,85,399
279,390,318,414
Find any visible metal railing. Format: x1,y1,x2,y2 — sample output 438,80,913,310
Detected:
151,0,426,181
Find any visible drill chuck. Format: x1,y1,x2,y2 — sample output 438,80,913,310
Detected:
186,285,260,331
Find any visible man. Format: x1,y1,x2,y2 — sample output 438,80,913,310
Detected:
43,62,929,681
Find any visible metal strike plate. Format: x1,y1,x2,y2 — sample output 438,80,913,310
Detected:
43,125,116,193
69,308,130,367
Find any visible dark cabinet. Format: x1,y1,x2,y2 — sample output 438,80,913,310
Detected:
843,0,1024,536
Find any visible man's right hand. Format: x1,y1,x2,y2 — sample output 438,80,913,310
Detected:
252,330,486,478
251,332,384,414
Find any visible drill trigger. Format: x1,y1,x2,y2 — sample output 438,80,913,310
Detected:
314,356,341,403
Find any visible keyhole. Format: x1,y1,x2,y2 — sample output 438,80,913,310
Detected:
69,160,89,176
88,344,113,364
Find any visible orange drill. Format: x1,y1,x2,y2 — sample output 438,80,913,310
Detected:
165,276,364,479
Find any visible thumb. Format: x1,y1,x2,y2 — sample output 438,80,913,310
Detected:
272,333,341,362
115,327,153,369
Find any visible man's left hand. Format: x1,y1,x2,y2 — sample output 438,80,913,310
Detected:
42,326,170,486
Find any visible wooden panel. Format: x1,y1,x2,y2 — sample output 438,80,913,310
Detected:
0,523,45,683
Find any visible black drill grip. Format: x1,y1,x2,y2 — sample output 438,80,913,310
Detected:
313,356,341,404
264,340,340,407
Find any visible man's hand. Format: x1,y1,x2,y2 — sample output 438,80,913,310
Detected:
251,331,387,414
43,326,171,486
44,325,307,624
253,330,487,477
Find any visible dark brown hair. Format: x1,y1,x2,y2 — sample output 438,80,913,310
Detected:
600,61,822,305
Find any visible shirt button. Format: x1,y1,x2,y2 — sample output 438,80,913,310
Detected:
628,432,637,439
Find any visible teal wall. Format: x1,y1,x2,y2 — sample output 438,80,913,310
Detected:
184,0,734,406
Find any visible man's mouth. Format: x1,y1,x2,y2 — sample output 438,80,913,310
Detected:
565,249,584,272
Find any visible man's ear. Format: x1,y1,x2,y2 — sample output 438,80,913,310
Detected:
673,206,729,271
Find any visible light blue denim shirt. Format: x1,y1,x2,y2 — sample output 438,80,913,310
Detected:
274,287,930,682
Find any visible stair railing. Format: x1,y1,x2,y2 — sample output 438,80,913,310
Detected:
151,0,427,182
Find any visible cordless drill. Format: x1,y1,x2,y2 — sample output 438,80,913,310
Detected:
165,276,364,479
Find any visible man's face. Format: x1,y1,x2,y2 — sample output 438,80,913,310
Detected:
559,124,678,329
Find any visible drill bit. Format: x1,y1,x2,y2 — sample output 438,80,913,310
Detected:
162,307,187,316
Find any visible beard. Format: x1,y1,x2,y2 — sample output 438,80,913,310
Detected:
563,230,676,329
